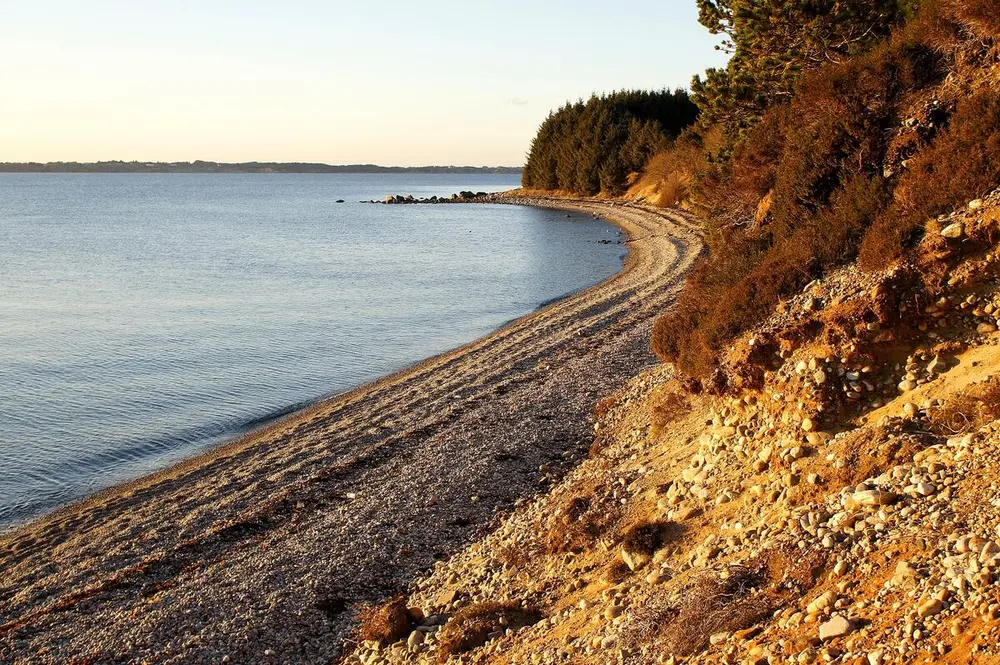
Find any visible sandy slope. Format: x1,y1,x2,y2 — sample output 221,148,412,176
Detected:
0,199,702,664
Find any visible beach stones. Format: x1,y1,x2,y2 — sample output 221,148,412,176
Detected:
940,222,964,239
819,615,854,641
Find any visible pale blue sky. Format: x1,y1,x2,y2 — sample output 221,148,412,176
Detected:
0,1,727,165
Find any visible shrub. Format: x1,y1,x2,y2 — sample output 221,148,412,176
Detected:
545,490,621,553
436,602,541,659
945,0,1000,38
928,377,1000,434
860,89,1000,270
660,565,773,656
602,559,633,583
634,134,708,207
356,595,413,644
621,520,683,556
652,3,953,378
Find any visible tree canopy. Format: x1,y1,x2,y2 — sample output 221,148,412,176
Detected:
692,0,916,134
522,90,698,196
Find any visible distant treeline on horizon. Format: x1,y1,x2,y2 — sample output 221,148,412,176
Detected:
0,161,522,174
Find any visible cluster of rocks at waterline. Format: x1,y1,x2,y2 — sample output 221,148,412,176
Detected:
340,192,1000,665
366,192,499,204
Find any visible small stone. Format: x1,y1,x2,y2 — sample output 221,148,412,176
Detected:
927,356,946,374
675,506,701,521
808,591,837,614
605,604,623,620
801,418,816,432
620,548,648,571
850,489,899,508
918,598,944,618
892,561,919,587
819,615,854,640
898,380,917,392
969,198,985,211
977,323,997,334
940,222,965,239
407,631,424,648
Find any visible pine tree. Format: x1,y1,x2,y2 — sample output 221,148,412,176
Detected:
522,90,698,195
692,0,916,132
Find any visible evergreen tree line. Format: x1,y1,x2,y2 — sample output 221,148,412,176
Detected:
522,90,698,196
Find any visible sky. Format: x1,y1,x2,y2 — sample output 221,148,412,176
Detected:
0,1,728,166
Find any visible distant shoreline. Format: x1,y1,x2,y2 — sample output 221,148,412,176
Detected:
0,161,522,175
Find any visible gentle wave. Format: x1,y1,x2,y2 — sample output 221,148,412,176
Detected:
0,173,625,529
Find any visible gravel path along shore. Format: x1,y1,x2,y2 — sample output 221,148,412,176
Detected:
0,199,702,664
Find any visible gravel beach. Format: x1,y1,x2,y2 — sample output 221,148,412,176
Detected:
0,199,702,664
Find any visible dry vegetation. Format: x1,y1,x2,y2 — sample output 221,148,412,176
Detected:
657,565,777,656
620,520,683,557
928,376,1000,434
649,0,1000,379
357,596,415,645
435,602,541,660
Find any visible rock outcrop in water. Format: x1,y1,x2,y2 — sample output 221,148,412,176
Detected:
376,192,496,204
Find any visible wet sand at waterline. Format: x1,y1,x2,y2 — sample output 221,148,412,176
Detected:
0,199,703,664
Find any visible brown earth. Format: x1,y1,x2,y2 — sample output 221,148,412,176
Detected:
340,192,1000,665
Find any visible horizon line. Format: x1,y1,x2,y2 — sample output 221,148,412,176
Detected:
0,159,524,169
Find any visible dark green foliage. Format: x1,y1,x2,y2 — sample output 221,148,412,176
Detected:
692,0,916,135
522,90,698,195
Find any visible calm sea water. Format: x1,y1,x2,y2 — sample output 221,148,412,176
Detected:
0,173,623,529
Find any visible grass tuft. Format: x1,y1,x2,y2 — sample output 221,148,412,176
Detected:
436,602,541,660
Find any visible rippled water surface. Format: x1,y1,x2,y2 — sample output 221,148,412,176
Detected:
0,173,624,528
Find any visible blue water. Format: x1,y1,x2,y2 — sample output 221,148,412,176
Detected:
0,173,624,529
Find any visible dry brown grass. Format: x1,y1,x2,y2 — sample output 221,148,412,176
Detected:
356,595,413,644
928,377,1000,434
621,520,683,556
544,488,621,554
623,548,824,657
592,395,618,420
650,387,691,436
860,89,1000,271
631,137,707,207
945,0,1000,38
602,559,633,584
659,565,774,656
436,601,541,660
649,0,1000,379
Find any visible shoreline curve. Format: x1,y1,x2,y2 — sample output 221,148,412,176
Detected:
0,197,703,664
